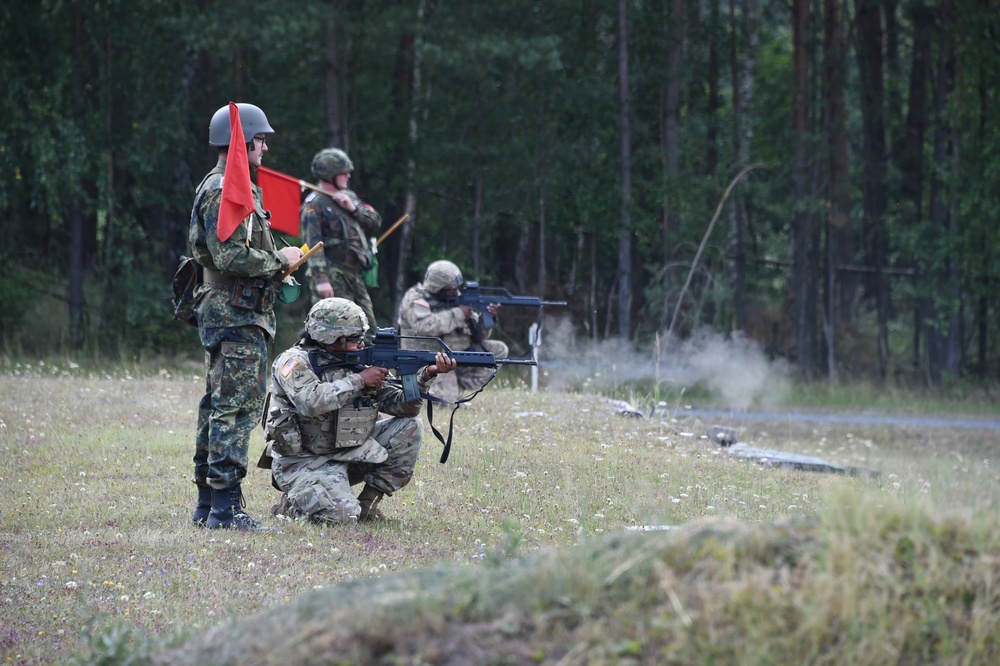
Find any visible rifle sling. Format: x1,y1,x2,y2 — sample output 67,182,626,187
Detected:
425,370,498,464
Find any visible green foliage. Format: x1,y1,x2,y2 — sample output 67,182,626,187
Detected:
0,0,997,383
73,619,150,666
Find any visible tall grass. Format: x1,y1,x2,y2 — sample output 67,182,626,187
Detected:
1,361,998,663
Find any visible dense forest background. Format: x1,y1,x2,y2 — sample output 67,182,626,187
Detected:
1,0,997,386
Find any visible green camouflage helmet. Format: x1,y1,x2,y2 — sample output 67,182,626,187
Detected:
306,297,370,345
208,103,274,146
422,260,463,294
311,148,354,182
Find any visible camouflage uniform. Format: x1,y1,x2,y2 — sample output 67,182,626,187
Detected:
264,306,437,524
189,159,290,491
397,262,508,403
301,149,381,330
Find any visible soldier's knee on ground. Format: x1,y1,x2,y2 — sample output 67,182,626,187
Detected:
279,481,360,524
310,503,360,524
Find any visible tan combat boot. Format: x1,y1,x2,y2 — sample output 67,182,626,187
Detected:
357,484,387,522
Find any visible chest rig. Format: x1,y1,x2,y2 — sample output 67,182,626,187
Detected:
291,352,379,456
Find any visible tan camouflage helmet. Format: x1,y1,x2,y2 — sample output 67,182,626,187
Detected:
208,103,274,146
305,297,370,345
422,260,463,294
311,148,354,182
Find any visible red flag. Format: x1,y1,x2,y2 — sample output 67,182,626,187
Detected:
217,103,255,242
257,166,303,237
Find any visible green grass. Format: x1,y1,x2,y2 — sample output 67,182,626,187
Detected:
1,364,999,664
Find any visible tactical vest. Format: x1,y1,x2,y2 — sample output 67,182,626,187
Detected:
304,190,370,269
297,398,380,455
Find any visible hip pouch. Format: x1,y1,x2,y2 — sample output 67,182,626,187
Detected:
231,276,278,312
269,411,303,456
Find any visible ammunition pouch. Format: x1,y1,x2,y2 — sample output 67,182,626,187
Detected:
299,398,379,455
269,411,303,456
204,268,279,313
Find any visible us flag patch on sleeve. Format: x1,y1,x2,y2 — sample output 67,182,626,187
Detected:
280,358,298,377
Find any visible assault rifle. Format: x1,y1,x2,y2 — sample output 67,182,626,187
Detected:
311,327,535,403
444,281,567,329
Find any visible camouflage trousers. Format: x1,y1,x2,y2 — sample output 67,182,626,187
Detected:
194,325,268,489
429,339,509,403
309,266,377,334
271,417,423,524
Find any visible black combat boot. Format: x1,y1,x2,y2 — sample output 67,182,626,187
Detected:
191,484,212,527
357,484,387,522
206,484,273,531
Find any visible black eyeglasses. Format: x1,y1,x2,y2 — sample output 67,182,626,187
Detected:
253,135,267,146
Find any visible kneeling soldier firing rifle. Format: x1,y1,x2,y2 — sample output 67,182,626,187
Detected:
260,298,531,525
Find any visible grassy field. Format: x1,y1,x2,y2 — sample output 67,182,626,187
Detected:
1,359,999,664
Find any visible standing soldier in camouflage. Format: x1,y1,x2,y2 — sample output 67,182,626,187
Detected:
397,260,509,404
188,103,304,531
263,298,456,523
300,148,381,331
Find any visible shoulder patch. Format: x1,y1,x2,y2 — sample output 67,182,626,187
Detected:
279,358,299,377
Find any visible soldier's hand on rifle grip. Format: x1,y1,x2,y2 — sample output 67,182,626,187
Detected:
358,366,389,388
486,303,502,318
460,305,475,320
425,352,458,377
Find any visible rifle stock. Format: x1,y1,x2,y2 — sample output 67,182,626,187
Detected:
444,281,567,329
315,327,534,402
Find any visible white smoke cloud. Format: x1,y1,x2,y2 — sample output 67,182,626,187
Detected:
536,317,789,409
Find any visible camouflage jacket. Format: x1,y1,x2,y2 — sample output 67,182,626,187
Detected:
300,188,381,277
265,342,435,460
397,284,492,352
188,160,290,336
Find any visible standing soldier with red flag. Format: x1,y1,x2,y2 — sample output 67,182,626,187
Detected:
188,103,303,530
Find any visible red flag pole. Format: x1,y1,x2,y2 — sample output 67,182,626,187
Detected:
217,103,255,242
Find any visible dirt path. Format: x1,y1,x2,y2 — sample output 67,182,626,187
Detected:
678,408,1000,431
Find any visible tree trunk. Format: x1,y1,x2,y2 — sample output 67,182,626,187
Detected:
729,0,758,333
791,0,813,376
616,0,633,340
823,0,849,379
68,0,87,348
899,2,933,371
472,173,483,275
854,0,890,376
324,0,348,150
589,231,598,342
706,0,720,178
391,0,425,323
659,0,683,329
538,190,546,296
926,2,960,381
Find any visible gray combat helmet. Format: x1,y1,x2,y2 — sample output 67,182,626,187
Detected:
306,297,370,345
422,260,463,294
311,148,354,182
208,103,274,146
